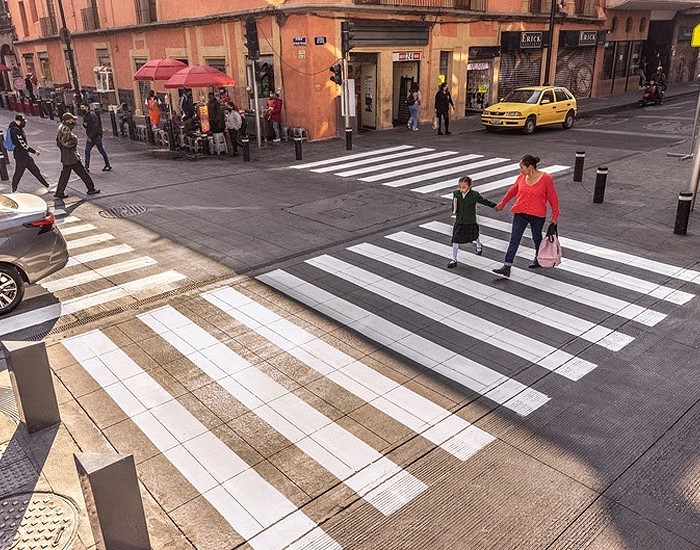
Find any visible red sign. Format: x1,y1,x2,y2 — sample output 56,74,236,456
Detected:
393,52,422,62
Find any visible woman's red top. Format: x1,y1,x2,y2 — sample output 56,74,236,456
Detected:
497,172,560,220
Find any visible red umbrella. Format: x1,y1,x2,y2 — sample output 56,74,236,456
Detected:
133,58,188,81
164,65,235,89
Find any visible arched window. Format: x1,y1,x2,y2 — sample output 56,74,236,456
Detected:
611,17,618,33
626,17,633,33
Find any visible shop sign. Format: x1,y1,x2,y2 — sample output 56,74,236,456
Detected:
678,26,692,41
468,62,490,71
520,32,543,49
314,36,327,46
692,23,700,47
578,30,597,47
392,51,421,62
293,36,307,46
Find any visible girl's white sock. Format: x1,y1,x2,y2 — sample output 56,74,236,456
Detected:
475,238,482,249
452,243,459,262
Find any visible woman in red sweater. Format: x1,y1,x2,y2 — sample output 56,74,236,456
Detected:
492,155,560,277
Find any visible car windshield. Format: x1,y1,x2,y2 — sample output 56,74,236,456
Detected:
503,89,542,104
0,196,17,214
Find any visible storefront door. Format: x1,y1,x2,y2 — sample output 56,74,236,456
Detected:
466,61,491,112
392,58,420,126
349,53,378,130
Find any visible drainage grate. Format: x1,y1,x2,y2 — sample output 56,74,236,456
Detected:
0,492,78,549
98,205,149,218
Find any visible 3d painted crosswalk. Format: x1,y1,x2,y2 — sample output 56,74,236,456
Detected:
289,145,571,196
0,211,188,338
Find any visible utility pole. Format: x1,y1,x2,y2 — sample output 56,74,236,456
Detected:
56,0,81,101
543,0,558,85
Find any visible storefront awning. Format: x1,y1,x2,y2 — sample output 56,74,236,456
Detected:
607,0,700,10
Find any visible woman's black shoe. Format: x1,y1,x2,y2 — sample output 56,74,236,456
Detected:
493,265,511,277
447,261,457,269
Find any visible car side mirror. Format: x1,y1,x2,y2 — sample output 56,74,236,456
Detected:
541,99,551,105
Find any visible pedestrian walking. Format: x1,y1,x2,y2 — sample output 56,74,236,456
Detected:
80,103,111,172
492,155,560,278
406,82,421,131
224,103,242,156
266,92,283,142
8,114,50,193
54,113,100,199
447,176,497,269
146,90,161,129
434,83,455,135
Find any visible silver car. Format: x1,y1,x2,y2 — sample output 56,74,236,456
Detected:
0,193,68,315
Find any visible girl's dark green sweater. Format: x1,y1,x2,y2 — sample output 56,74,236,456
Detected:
453,189,496,224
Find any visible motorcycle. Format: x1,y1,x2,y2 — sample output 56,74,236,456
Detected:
639,80,665,107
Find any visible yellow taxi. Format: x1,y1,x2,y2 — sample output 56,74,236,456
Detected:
481,86,578,135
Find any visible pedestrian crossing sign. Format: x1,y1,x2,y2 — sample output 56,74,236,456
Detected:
692,23,700,47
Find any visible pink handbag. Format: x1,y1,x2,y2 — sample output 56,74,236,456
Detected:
537,224,562,267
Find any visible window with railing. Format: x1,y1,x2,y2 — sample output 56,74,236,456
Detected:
353,0,486,10
135,0,157,24
39,15,58,36
81,2,99,31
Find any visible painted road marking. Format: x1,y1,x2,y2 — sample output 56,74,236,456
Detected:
336,150,460,177
65,233,115,251
139,306,427,516
348,242,634,351
358,154,483,183
62,331,339,550
42,257,158,293
66,244,136,267
412,162,521,194
311,148,435,174
202,286,496,461
259,270,551,416
59,223,97,236
291,145,414,170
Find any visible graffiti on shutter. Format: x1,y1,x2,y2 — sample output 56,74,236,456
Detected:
555,47,596,98
498,51,543,99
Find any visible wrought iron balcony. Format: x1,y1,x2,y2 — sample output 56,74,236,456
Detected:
39,16,58,37
81,6,100,31
354,0,487,10
530,0,597,16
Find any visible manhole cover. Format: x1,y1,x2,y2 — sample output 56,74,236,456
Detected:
98,205,148,218
0,492,78,549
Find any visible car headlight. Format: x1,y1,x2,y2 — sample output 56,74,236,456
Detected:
505,111,522,117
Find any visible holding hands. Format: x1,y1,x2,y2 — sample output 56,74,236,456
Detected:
494,204,503,212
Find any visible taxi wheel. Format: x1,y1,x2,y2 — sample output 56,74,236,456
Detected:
485,126,496,133
0,265,24,316
522,116,536,135
562,111,575,130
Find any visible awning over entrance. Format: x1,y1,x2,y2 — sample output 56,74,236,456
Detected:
607,0,700,9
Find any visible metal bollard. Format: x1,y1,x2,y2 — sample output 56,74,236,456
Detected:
2,340,61,433
242,136,250,162
593,166,608,204
673,191,693,235
573,151,585,182
0,129,9,162
0,130,9,181
294,136,302,160
109,109,118,137
74,452,151,549
345,127,352,151
0,159,8,182
38,99,45,118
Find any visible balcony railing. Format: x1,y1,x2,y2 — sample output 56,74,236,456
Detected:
530,0,596,16
39,16,58,37
354,0,487,10
81,6,100,31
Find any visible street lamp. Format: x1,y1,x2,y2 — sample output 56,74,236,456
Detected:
56,0,81,101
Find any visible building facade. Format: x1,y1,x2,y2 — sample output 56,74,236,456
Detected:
5,0,699,140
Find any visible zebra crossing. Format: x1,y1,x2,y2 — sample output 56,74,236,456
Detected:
290,145,571,196
53,212,700,548
0,209,189,338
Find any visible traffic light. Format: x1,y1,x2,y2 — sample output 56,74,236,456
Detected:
329,64,342,86
341,21,355,58
244,16,260,60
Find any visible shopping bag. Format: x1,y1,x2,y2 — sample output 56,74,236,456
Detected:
537,223,562,267
432,116,439,130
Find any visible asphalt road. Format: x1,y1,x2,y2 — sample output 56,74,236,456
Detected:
0,103,699,550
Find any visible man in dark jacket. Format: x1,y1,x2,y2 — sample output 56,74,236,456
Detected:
9,114,50,193
79,103,111,172
54,113,100,199
207,92,223,133
434,83,455,135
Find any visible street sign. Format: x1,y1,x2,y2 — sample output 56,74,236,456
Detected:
293,36,307,46
692,23,700,47
314,36,327,46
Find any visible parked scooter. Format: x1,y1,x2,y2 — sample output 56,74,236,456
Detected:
639,80,665,107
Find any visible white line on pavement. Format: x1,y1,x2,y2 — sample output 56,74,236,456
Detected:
412,162,520,194
66,244,135,267
291,145,414,170
65,233,115,251
42,257,158,293
311,148,435,173
259,270,551,416
336,150,460,177
202,286,496,461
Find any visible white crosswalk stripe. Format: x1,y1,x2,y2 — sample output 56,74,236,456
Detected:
202,287,496,460
59,223,97,236
62,330,339,550
288,145,572,196
138,306,428,516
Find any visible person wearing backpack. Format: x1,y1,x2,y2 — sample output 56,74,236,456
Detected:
406,82,422,131
8,114,50,193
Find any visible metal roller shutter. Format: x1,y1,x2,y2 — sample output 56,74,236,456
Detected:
498,51,543,99
555,47,596,98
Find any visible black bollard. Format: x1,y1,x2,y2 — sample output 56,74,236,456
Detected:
573,151,585,182
294,137,302,160
242,136,250,162
145,115,155,144
109,109,118,137
593,167,608,204
345,127,352,151
38,99,45,118
0,130,9,163
673,191,693,235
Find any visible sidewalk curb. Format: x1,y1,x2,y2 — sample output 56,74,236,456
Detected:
578,89,698,118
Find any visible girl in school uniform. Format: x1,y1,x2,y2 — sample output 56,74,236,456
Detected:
448,176,498,269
